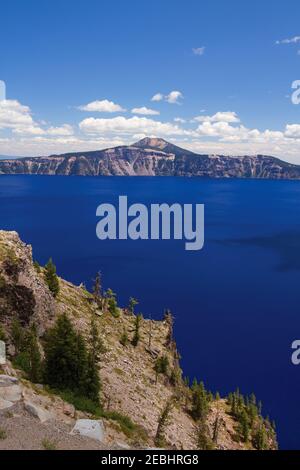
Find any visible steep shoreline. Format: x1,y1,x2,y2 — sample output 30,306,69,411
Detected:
0,138,300,180
0,231,277,450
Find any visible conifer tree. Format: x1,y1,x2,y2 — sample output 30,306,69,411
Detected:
197,419,214,450
90,317,105,361
44,258,60,297
132,314,142,347
27,324,42,383
120,328,129,347
239,409,250,442
11,319,24,354
155,401,173,447
128,297,138,315
191,381,209,421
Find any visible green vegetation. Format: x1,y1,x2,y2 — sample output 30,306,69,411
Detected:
12,322,42,383
33,260,41,273
0,324,7,341
44,258,60,297
154,401,173,448
44,313,100,403
197,419,214,450
128,297,138,315
132,314,142,347
106,289,120,317
191,380,209,421
227,389,276,449
0,428,7,440
154,355,169,383
120,328,129,347
41,438,57,450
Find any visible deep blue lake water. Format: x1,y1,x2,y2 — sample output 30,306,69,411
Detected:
1,175,300,449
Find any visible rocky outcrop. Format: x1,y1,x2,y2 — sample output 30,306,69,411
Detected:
0,231,56,335
71,419,106,442
1,138,300,179
0,231,278,450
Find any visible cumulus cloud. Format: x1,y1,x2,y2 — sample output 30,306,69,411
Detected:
78,99,126,113
131,106,160,116
79,116,188,137
192,47,205,56
151,93,164,102
174,117,186,123
151,90,183,104
194,111,240,123
276,36,300,45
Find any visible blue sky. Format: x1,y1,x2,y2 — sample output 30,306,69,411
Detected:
1,0,300,161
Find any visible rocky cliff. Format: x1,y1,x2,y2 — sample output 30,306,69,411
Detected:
0,231,277,450
0,137,300,179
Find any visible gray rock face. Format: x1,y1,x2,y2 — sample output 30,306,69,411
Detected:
0,138,299,180
71,419,105,442
0,397,14,410
0,375,22,403
0,231,56,333
24,401,53,423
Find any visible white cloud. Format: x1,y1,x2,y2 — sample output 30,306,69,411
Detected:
165,90,183,104
131,106,160,116
79,116,188,137
151,93,164,102
46,124,74,136
192,47,205,56
174,117,186,123
78,99,126,113
151,90,183,104
276,36,300,45
194,111,240,123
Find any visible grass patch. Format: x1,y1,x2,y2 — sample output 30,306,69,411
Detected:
0,428,7,440
45,387,148,443
42,438,57,450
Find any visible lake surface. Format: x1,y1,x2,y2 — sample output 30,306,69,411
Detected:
1,175,300,449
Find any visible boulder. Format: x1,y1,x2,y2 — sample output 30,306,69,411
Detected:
0,397,14,410
0,375,22,402
71,419,105,442
24,401,53,423
63,402,75,417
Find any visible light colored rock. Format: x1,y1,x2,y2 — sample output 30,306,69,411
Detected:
112,441,131,450
63,402,75,417
0,375,22,402
0,397,14,410
0,340,6,365
24,401,53,423
71,419,105,442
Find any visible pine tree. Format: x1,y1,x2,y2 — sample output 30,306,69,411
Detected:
27,324,42,383
43,313,100,403
154,355,169,383
132,314,142,347
155,401,173,447
128,297,138,315
85,351,101,402
11,319,24,354
44,313,79,391
197,419,214,450
106,289,120,317
44,258,60,297
90,317,105,361
253,423,268,450
191,381,209,421
239,409,250,442
120,328,129,347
